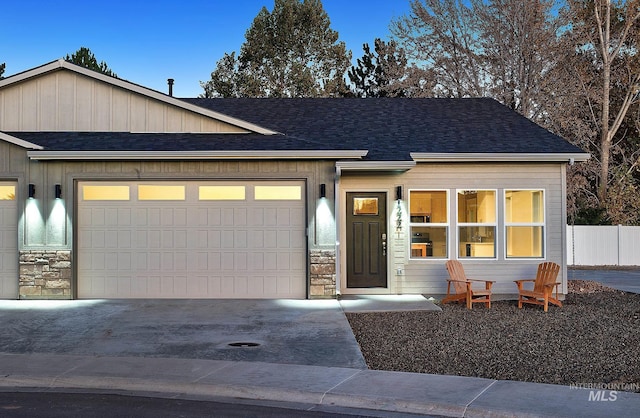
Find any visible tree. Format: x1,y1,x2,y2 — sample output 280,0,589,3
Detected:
563,0,640,207
391,0,562,119
201,0,351,98
348,38,434,97
475,0,562,119
65,47,117,77
0,62,5,79
391,0,487,98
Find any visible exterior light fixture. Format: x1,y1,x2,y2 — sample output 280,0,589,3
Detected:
396,185,402,201
55,184,62,199
320,183,326,198
28,183,35,199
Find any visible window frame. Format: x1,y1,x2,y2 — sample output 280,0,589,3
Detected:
456,189,497,259
408,189,449,260
504,189,546,259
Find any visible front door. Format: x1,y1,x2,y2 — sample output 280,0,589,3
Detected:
346,192,387,288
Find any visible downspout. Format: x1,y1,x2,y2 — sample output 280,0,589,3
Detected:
334,164,341,297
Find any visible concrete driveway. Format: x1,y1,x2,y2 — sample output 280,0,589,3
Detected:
0,299,367,368
568,267,640,293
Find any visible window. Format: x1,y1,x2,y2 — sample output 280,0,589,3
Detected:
409,190,448,258
0,185,15,200
199,186,245,200
82,185,130,201
505,190,544,258
254,185,301,200
457,190,496,258
353,197,378,215
138,185,185,200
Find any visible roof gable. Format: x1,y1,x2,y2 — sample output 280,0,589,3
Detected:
0,60,276,134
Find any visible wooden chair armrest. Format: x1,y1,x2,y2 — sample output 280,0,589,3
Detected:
542,282,561,288
468,278,495,283
514,279,535,284
447,278,468,283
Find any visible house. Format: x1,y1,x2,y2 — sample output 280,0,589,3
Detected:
0,60,589,300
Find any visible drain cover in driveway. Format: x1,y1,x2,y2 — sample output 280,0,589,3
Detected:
228,342,261,347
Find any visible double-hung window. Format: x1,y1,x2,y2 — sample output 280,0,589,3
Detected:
505,189,545,258
457,190,496,258
409,190,448,258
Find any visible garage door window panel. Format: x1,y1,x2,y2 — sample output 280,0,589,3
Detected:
0,185,15,200
254,185,302,200
83,185,130,201
138,185,185,200
199,186,246,200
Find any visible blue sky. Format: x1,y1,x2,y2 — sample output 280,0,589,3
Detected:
2,0,411,97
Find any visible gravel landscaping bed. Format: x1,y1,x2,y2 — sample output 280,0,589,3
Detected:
346,280,640,392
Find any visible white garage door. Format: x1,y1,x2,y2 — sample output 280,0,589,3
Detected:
77,181,306,299
0,182,18,299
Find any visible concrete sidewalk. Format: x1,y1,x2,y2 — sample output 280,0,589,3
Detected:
0,353,638,417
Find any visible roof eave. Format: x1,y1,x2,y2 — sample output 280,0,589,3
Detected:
410,152,591,163
336,161,417,173
0,132,44,150
27,150,368,161
0,60,278,135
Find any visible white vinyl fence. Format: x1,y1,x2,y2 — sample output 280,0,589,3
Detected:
567,225,640,266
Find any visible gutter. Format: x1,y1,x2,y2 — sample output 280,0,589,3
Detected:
410,152,591,163
27,150,369,161
335,161,416,172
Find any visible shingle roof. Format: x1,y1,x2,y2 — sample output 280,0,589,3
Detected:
8,98,586,161
9,132,345,152
182,97,586,160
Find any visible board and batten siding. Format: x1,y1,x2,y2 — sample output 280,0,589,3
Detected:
339,162,567,296
0,70,247,133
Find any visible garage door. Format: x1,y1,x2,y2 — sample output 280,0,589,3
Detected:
77,181,306,299
0,182,18,299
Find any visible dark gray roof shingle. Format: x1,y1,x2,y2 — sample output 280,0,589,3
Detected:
183,98,585,160
9,98,586,161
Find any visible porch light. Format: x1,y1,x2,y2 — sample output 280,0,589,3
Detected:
55,184,62,199
28,183,35,199
320,183,326,198
396,185,402,201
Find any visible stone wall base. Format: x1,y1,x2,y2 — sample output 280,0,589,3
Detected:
309,249,336,298
19,250,72,299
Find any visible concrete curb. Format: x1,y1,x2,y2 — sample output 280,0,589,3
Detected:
0,353,639,417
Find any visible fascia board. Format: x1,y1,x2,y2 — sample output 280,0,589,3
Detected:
410,152,591,163
27,150,369,161
0,132,44,150
0,59,278,135
336,161,416,172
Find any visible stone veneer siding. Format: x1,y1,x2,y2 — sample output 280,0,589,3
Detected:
309,249,336,298
19,250,72,299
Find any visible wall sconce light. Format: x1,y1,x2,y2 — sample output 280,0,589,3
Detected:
396,185,403,201
28,183,35,199
320,183,326,198
55,184,62,199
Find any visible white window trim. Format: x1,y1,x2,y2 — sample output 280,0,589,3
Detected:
408,189,449,260
456,189,498,260
503,188,546,259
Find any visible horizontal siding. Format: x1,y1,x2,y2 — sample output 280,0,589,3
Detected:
0,71,248,133
339,163,566,295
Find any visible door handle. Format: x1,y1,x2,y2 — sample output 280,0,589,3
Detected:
382,233,386,256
